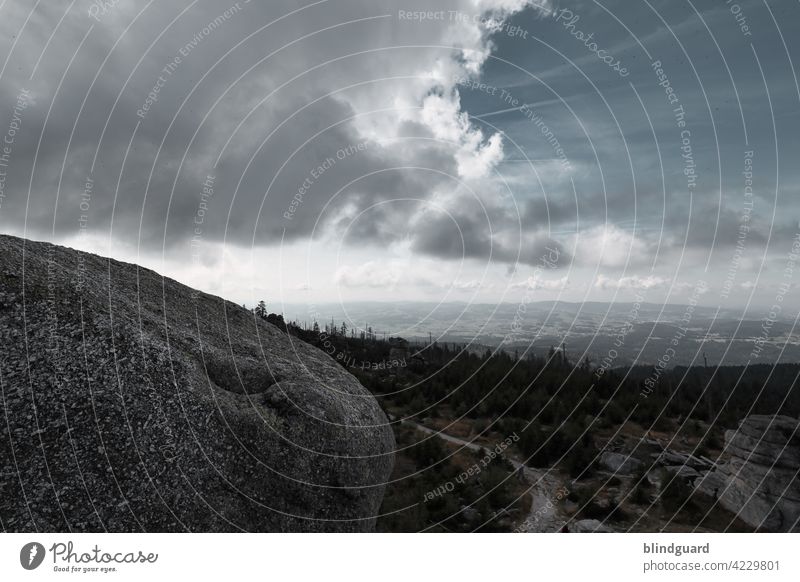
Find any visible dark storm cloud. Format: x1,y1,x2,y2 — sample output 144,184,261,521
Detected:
410,205,569,267
0,0,541,259
1,0,798,279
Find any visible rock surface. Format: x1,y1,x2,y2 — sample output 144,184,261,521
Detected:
568,519,612,533
695,415,800,532
600,451,642,475
0,235,394,532
655,450,709,470
663,465,701,480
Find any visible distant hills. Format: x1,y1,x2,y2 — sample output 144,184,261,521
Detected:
280,301,800,367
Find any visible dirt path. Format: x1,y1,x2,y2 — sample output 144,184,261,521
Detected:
517,466,569,532
396,417,569,532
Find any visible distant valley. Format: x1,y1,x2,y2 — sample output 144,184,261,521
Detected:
281,301,800,367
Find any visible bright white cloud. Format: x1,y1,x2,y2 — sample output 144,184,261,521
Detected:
334,261,405,289
513,275,569,290
573,225,653,268
595,274,668,291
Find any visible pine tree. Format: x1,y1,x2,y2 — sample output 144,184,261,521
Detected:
255,300,267,319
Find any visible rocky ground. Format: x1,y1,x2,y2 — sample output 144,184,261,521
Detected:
565,415,799,532
696,415,800,532
0,235,394,532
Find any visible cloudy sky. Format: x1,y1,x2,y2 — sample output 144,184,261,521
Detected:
0,0,798,312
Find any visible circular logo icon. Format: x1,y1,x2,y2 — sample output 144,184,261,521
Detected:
20,542,46,570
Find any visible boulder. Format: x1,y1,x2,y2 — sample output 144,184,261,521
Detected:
600,451,642,475
568,519,613,533
726,416,800,469
461,506,481,523
664,465,701,481
647,470,664,489
654,450,712,470
0,235,395,532
694,415,800,532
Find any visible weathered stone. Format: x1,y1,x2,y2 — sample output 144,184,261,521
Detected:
663,465,701,480
568,519,613,533
461,506,481,523
647,469,664,489
0,235,395,532
725,416,800,469
694,415,800,532
656,450,712,469
600,451,642,475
